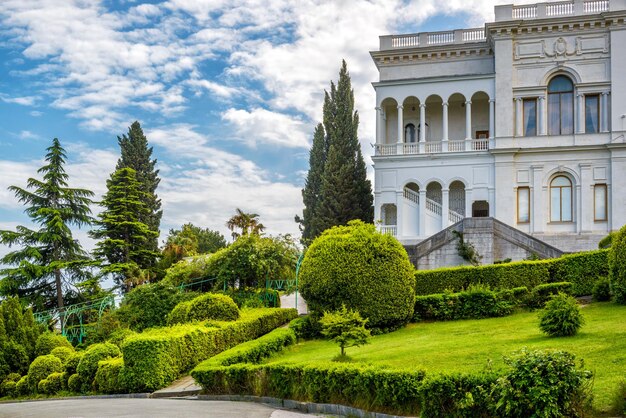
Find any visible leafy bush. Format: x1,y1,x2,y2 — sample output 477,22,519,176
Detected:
67,373,82,393
15,375,29,396
0,296,44,377
65,352,84,376
26,354,63,392
300,221,415,331
35,332,73,356
320,305,370,357
192,361,426,416
413,286,516,321
76,343,121,390
609,225,626,304
418,373,497,418
526,282,572,309
221,289,281,308
592,277,612,302
1,340,30,377
106,328,136,348
112,282,199,331
493,349,592,417
94,357,126,394
539,293,585,337
610,380,626,416
0,373,21,397
414,250,608,297
289,315,321,340
50,346,75,364
166,300,193,325
599,231,616,249
186,293,239,322
119,308,297,392
38,371,64,395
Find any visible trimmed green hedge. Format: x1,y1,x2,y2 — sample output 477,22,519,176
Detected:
26,354,63,393
94,357,125,394
119,308,297,392
76,343,121,391
35,332,73,356
415,250,608,297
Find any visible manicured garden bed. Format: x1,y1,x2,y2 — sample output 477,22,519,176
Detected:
263,302,625,414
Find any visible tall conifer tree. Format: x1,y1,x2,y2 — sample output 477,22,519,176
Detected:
0,139,94,311
90,168,159,292
298,60,373,240
116,121,161,266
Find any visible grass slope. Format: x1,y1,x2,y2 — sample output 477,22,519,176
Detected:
266,302,625,413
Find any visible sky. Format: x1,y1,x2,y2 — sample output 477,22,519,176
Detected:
0,0,524,255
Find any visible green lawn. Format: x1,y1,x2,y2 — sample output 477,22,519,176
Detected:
266,302,626,413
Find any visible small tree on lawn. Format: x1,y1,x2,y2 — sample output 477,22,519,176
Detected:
320,305,370,357
609,224,626,304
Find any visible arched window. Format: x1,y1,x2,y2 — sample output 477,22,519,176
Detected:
550,176,573,222
405,123,416,143
548,75,574,135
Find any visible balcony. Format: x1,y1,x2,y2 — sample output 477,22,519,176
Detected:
496,0,611,21
379,28,486,51
374,139,490,157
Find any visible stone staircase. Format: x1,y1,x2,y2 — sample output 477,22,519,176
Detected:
404,217,564,270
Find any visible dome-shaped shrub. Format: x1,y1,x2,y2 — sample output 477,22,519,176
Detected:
38,371,65,395
15,375,29,396
539,293,584,337
27,354,63,392
51,346,75,364
186,293,240,322
299,220,416,331
35,332,73,356
67,373,82,393
167,300,193,325
65,352,84,376
76,343,121,388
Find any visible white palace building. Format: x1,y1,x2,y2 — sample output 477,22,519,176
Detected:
371,0,626,257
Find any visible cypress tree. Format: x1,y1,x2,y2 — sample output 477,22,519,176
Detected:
116,121,161,266
0,138,94,311
315,60,373,234
90,167,160,292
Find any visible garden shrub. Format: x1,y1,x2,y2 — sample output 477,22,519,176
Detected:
0,296,44,369
418,373,497,418
610,380,626,416
493,349,592,417
26,354,63,392
1,340,30,377
549,250,609,296
119,308,297,392
299,221,415,331
221,289,281,308
167,300,193,325
15,375,29,396
609,224,626,304
320,305,370,357
599,231,616,249
50,346,75,364
76,343,121,390
38,371,64,395
106,328,136,348
539,293,584,337
67,373,82,393
35,332,73,356
413,286,516,321
186,293,240,322
112,282,199,331
592,277,612,301
0,373,21,397
526,282,572,309
94,357,126,394
289,315,321,340
192,362,426,416
65,352,84,376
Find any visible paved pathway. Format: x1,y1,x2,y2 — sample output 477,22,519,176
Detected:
0,399,325,418
280,292,307,315
152,375,201,398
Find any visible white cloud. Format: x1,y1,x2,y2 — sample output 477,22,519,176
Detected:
222,107,309,149
0,93,38,106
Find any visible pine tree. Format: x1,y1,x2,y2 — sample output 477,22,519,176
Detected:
0,138,94,311
300,60,373,238
116,121,161,267
90,167,160,292
296,123,327,243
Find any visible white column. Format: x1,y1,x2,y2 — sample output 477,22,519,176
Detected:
419,103,426,142
419,190,426,237
538,96,546,136
396,191,404,239
397,105,404,143
375,107,383,144
465,189,472,219
601,92,609,132
442,102,449,141
489,99,495,139
442,189,450,229
515,97,523,137
465,100,472,140
576,93,585,134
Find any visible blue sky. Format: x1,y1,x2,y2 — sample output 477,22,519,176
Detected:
0,0,512,253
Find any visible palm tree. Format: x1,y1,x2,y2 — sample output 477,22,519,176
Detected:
226,208,265,240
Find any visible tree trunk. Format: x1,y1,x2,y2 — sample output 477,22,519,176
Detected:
55,267,64,332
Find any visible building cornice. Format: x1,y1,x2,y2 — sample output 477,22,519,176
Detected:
372,73,495,89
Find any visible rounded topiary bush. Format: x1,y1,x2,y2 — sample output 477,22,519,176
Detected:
38,371,65,395
15,375,29,396
167,300,193,325
94,357,125,394
76,343,121,389
67,373,82,393
186,293,240,322
1,380,17,397
299,220,416,331
35,332,73,356
539,293,584,337
27,354,63,392
609,224,626,304
50,346,75,364
65,352,84,376
592,277,612,302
